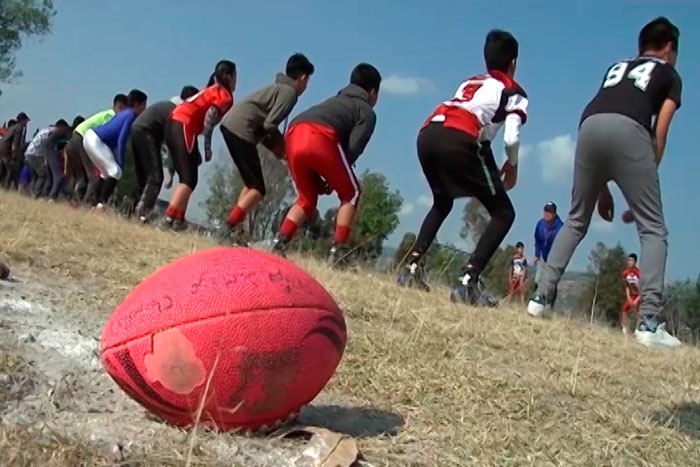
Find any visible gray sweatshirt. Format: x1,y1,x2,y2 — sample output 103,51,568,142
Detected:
220,73,298,145
292,84,376,165
131,100,176,136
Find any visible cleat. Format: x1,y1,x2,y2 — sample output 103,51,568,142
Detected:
397,262,431,292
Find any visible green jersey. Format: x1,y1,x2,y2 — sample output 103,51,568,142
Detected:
75,109,116,136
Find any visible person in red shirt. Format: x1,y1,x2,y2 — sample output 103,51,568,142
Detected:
508,242,529,304
270,63,381,265
162,60,236,230
621,253,641,335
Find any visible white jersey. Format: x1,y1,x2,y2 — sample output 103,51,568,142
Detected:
424,70,528,164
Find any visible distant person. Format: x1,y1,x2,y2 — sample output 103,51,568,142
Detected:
0,118,17,186
621,253,641,335
220,53,314,244
83,90,148,209
67,94,128,205
528,17,682,349
130,85,199,222
270,63,381,266
162,60,236,230
0,113,30,189
24,119,72,199
533,202,563,287
509,242,529,304
396,30,528,304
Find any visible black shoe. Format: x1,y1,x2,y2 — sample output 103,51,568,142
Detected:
160,216,186,232
326,244,350,268
269,234,290,257
450,271,480,305
397,262,431,292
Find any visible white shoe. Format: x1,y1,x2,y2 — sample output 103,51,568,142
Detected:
527,295,550,318
635,323,681,349
622,327,629,336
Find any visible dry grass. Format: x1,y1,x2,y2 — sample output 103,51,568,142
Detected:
1,191,700,466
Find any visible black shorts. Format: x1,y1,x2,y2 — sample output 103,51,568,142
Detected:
165,120,201,190
221,126,264,195
417,123,504,200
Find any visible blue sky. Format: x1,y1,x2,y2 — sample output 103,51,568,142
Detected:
2,0,699,279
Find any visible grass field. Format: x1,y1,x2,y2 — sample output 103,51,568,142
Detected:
1,191,699,466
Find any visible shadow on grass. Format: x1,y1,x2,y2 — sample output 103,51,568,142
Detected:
298,405,404,437
651,402,700,439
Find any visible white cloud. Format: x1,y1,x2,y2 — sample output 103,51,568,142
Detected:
400,202,415,216
417,195,432,207
537,134,576,183
591,218,615,233
382,74,436,96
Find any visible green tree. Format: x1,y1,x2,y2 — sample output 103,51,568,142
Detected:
481,244,517,298
203,161,239,226
394,232,416,266
663,278,700,343
203,146,294,239
350,170,403,262
425,242,468,286
460,198,489,249
114,142,137,214
579,243,627,324
0,0,55,97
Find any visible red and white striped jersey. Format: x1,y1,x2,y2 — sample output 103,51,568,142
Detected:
424,70,528,143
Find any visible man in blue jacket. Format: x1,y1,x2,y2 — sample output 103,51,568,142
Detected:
534,202,563,287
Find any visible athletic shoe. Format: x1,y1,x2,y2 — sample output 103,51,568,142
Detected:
635,320,681,349
159,216,186,232
527,294,552,318
450,272,479,305
326,244,350,269
269,234,290,257
397,262,431,292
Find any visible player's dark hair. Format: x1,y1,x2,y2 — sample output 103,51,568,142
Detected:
286,53,315,79
113,94,128,107
127,89,148,107
484,29,519,73
54,119,69,128
629,253,638,262
350,63,382,93
7,119,17,127
207,60,236,87
180,85,199,100
516,241,524,248
639,17,679,53
71,115,85,129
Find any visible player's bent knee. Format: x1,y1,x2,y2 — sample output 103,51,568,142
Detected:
299,198,317,219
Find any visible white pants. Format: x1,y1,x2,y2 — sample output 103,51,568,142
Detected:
83,129,122,180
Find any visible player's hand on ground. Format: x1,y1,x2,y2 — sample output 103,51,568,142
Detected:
500,162,518,191
622,209,634,224
597,184,614,222
205,149,213,162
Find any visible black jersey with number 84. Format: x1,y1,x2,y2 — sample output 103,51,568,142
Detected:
580,56,682,133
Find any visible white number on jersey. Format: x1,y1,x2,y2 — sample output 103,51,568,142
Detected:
602,60,657,92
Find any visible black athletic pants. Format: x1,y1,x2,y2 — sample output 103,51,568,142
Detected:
131,126,164,216
164,120,201,190
0,155,13,188
65,133,87,203
411,123,515,275
221,126,265,195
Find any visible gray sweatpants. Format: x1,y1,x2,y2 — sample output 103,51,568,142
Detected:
540,113,667,324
